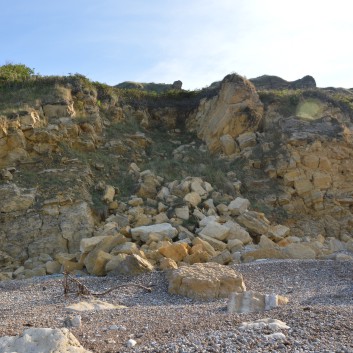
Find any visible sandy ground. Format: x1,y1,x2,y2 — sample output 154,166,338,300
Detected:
0,259,352,353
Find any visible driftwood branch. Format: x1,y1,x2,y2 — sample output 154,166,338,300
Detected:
62,272,152,297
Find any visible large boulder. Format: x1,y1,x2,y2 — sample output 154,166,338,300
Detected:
168,262,246,299
186,74,263,153
0,328,91,353
83,235,126,275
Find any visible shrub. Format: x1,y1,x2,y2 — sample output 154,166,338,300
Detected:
0,63,35,82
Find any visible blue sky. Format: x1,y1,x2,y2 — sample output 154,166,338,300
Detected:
1,0,352,89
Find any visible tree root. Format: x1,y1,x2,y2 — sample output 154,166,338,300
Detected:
62,272,152,298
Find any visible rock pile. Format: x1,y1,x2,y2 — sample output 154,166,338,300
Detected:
1,169,352,281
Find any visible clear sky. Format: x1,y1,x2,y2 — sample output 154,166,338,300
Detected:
1,0,352,89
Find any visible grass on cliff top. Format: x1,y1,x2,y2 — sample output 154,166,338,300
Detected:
0,72,218,117
258,88,353,119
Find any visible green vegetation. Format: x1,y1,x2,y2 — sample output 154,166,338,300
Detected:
0,63,35,82
259,88,353,119
258,89,302,116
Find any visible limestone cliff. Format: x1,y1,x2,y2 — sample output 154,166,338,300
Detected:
0,72,353,278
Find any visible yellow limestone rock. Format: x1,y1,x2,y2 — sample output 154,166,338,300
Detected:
186,74,263,153
168,262,246,299
159,243,190,262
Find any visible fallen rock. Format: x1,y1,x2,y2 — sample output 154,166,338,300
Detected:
199,221,230,241
0,328,91,353
228,197,250,216
267,224,290,242
237,211,270,235
223,220,252,244
168,262,246,299
109,254,154,276
80,236,108,253
198,234,227,251
283,243,317,259
159,257,178,270
184,192,202,207
159,243,189,262
228,290,288,313
131,223,178,242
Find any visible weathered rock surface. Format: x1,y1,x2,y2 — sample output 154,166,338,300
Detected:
237,211,271,235
131,223,178,242
0,183,35,213
0,328,91,353
168,262,246,299
228,290,289,313
109,254,154,276
187,74,263,153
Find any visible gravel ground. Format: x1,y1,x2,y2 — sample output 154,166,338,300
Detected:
0,259,352,353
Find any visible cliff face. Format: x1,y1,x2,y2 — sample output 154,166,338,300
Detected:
1,73,353,278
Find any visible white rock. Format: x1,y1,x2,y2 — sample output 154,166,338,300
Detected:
0,328,91,353
131,223,178,242
228,197,250,216
239,318,290,331
127,338,137,348
199,216,219,228
228,290,289,313
223,220,252,244
199,221,230,241
264,332,287,341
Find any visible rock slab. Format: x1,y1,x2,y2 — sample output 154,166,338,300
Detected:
168,262,246,299
228,290,288,313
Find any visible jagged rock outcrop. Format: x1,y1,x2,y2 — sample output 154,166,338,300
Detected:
187,74,264,153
